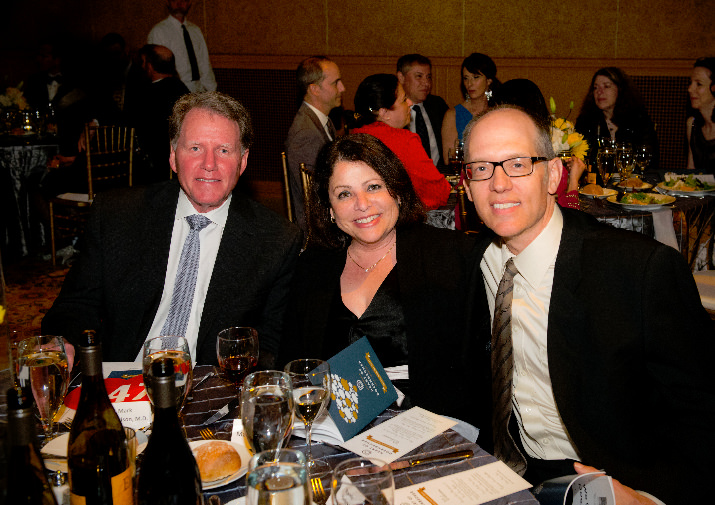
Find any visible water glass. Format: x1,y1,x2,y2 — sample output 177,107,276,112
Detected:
246,448,310,505
332,457,394,505
142,335,193,409
241,371,294,454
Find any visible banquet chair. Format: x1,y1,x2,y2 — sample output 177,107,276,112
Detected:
280,151,294,222
300,163,312,213
456,185,482,235
49,124,134,266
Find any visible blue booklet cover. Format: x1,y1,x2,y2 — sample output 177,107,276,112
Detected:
325,336,398,441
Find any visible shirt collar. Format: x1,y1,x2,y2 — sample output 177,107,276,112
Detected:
176,190,231,229
304,101,330,128
502,206,563,290
167,15,186,29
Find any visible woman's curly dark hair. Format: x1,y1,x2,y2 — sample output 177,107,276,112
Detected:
307,134,425,250
576,67,648,128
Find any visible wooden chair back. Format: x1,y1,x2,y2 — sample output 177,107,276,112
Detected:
281,151,294,222
85,124,134,199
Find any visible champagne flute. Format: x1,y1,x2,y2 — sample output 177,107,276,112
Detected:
216,326,259,389
332,457,394,505
617,146,635,184
597,145,617,187
16,335,69,443
241,370,294,455
284,359,331,475
142,335,193,410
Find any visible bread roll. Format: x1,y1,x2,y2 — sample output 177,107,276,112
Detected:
195,441,241,482
581,184,604,195
621,177,643,188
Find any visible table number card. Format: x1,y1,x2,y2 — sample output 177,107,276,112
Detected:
341,406,456,463
394,461,531,505
326,337,398,441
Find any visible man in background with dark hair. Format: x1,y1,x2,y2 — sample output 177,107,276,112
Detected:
130,44,189,184
285,55,345,231
397,54,448,166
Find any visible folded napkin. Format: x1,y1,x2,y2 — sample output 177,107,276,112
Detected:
664,173,715,183
652,208,679,250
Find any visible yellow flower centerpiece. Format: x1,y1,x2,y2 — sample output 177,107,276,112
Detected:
0,83,29,111
549,97,588,161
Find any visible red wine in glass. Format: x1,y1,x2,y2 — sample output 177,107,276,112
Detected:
218,355,258,386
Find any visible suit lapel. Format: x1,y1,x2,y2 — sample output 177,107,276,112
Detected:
302,104,332,143
135,183,181,341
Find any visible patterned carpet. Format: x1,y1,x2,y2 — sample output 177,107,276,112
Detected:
3,258,67,338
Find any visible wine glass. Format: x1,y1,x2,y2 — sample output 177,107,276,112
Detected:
142,335,193,410
241,370,294,455
447,140,464,177
617,146,635,183
331,457,394,505
597,145,617,187
16,335,69,443
284,359,331,475
634,145,652,174
216,327,259,389
246,448,310,505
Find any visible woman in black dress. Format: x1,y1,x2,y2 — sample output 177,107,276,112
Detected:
687,57,715,173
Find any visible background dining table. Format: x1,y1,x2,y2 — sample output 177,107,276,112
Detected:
0,134,59,261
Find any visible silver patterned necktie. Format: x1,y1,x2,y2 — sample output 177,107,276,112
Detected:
491,257,527,475
160,214,211,340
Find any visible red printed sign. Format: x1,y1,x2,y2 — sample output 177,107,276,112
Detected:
64,375,148,409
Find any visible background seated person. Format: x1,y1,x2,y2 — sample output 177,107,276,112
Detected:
351,74,451,210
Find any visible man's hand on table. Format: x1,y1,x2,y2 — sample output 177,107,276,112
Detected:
574,463,657,505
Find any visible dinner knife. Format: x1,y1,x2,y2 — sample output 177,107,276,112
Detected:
347,449,473,475
202,397,240,425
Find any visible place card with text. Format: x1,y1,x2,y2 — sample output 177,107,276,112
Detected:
394,461,531,505
341,406,456,463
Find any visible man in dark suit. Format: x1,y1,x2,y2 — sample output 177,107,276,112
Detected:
130,44,189,185
397,54,449,166
42,92,302,367
462,105,713,504
285,56,345,232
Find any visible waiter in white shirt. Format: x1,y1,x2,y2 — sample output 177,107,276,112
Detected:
148,0,217,93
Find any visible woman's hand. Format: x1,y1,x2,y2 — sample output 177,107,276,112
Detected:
565,157,587,192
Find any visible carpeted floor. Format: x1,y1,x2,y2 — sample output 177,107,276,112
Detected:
3,257,67,342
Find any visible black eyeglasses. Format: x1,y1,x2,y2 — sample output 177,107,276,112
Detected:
464,157,549,181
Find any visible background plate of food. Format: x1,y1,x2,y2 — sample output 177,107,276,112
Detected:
579,184,617,199
656,176,715,197
607,193,675,211
617,178,652,190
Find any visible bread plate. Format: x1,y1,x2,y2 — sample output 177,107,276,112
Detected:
606,194,675,211
41,430,148,473
656,182,715,197
617,179,652,190
579,187,617,199
189,439,250,490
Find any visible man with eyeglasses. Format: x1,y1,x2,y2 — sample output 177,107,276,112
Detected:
462,105,712,504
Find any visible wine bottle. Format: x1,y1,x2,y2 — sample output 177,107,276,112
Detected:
5,386,59,505
67,330,133,505
137,358,204,505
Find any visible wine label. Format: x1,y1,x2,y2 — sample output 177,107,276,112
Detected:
111,466,134,505
587,172,597,184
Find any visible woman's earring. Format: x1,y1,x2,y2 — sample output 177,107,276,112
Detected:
330,214,335,223
485,89,493,101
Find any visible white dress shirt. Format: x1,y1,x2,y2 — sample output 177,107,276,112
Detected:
304,101,333,140
409,102,439,166
138,191,231,363
481,206,581,461
148,15,217,92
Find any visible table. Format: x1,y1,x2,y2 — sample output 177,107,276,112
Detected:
0,136,59,260
580,192,715,270
182,365,538,504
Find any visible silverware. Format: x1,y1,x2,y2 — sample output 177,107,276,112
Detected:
193,371,214,390
310,476,329,505
202,397,240,425
346,449,473,475
199,427,216,440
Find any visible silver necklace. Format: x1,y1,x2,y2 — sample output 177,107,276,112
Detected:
347,240,396,273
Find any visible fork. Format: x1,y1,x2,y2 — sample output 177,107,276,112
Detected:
310,476,329,505
199,427,216,440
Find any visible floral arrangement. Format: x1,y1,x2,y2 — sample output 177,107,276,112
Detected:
549,97,588,160
0,83,29,111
